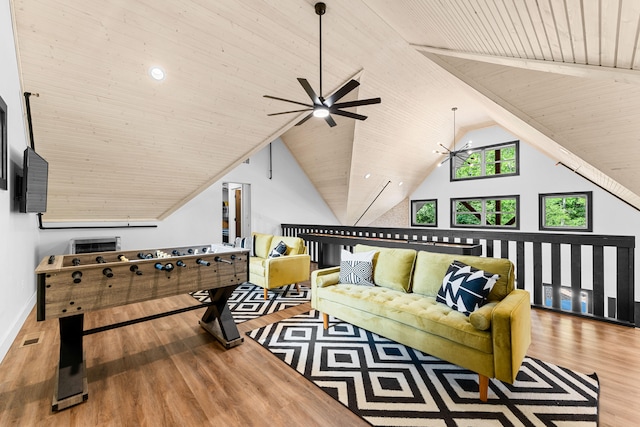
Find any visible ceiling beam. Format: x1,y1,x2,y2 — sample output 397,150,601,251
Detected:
413,45,640,85
420,51,640,210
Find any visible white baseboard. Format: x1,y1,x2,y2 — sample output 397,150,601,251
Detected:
0,292,37,364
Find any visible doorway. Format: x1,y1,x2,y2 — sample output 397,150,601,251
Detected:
222,182,251,243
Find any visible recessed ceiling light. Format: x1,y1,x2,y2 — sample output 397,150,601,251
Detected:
398,181,403,186
364,173,371,179
149,66,166,81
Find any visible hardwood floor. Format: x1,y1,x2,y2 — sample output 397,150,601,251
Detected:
1,289,638,426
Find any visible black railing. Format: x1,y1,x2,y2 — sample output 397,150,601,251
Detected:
283,224,636,326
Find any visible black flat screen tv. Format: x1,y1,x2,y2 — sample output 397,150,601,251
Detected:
20,147,48,213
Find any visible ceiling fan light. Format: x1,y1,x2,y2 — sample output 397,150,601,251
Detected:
149,66,165,81
313,107,330,118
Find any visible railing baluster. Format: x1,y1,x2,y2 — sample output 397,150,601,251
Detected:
516,241,525,290
592,246,605,317
501,240,510,259
617,247,633,323
533,242,543,305
551,243,561,310
571,244,582,313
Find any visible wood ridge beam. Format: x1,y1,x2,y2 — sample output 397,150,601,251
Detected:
412,44,640,85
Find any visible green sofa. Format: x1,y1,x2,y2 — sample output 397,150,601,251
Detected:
311,244,531,401
249,232,310,299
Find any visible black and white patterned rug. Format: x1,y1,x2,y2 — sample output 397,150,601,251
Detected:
247,310,599,426
191,283,310,323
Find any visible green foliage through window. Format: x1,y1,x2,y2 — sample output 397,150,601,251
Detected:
540,192,592,231
452,196,519,229
411,199,437,227
453,141,519,181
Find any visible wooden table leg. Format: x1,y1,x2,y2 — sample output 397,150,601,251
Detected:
199,286,244,349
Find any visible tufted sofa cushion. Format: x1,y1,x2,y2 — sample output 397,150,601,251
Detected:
316,284,492,353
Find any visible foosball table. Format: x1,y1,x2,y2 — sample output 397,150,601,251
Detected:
35,243,249,411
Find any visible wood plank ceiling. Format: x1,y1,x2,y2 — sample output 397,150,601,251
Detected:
9,0,640,224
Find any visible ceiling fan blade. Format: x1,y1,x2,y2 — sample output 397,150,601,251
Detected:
324,79,360,106
332,97,382,109
263,95,313,108
267,108,313,116
295,112,314,126
332,109,368,121
324,115,337,127
297,78,321,104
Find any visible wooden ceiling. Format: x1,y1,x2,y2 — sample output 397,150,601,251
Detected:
9,0,640,224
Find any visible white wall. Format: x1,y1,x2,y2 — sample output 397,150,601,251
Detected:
412,125,640,305
0,0,42,362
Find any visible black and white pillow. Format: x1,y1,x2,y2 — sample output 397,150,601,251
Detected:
268,240,288,258
436,261,499,316
339,250,376,286
235,236,256,256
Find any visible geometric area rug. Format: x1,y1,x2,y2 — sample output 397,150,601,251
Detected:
247,310,599,427
191,282,310,324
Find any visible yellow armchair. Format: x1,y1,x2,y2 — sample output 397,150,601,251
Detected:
249,233,310,299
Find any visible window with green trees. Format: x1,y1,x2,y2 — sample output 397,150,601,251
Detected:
539,192,592,232
451,196,519,229
452,141,519,181
411,199,437,227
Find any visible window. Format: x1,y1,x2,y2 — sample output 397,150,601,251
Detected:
539,191,592,232
411,199,437,227
452,140,519,181
451,196,519,229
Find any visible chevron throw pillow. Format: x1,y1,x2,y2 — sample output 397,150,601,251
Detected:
339,249,376,286
436,261,499,316
269,241,288,258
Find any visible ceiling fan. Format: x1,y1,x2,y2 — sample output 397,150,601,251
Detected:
264,2,381,127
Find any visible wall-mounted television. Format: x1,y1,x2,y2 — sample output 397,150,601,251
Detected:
19,147,48,213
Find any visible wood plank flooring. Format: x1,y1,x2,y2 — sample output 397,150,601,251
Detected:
1,285,639,426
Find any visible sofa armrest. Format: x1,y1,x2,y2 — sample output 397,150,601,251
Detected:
491,289,531,384
310,267,340,308
311,267,341,288
264,254,311,288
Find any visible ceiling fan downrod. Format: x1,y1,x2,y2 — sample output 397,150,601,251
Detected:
315,2,326,98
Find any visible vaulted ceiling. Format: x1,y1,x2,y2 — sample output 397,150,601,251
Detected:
9,0,640,224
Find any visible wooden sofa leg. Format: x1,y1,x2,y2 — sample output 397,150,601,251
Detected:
263,288,268,300
295,283,300,292
479,374,489,402
322,313,329,330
